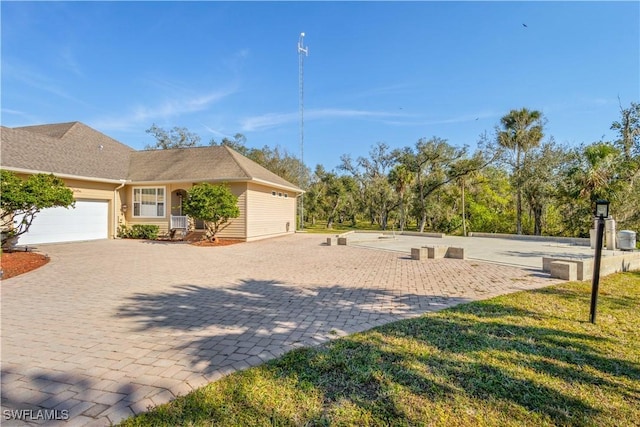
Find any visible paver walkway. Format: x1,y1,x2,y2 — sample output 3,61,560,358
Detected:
1,234,560,426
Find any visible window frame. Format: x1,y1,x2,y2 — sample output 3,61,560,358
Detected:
132,186,166,218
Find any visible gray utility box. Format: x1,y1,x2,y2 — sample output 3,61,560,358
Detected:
617,230,637,250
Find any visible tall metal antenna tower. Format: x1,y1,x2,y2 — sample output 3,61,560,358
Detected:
297,32,308,230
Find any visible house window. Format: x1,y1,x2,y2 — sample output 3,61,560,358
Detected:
272,191,276,197
133,187,165,217
278,192,283,197
284,193,288,198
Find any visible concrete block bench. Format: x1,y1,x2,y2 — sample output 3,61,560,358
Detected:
445,246,465,259
411,247,429,260
550,261,577,281
326,236,338,246
427,245,448,259
412,246,465,260
338,237,349,246
542,257,590,281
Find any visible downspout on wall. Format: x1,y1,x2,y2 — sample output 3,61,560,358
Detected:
114,179,129,238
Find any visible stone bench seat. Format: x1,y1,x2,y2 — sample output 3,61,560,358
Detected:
550,261,577,281
411,246,465,260
542,257,590,281
326,236,338,246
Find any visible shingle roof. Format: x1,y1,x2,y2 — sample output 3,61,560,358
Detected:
1,122,302,192
127,145,300,191
14,122,79,139
1,122,133,180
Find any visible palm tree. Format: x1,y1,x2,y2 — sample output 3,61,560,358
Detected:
571,143,621,204
497,108,544,234
560,142,623,236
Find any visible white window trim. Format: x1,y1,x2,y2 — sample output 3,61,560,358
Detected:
132,186,167,218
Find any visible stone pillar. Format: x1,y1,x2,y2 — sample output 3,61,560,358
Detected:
605,218,616,250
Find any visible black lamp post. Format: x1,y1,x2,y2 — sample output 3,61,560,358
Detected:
589,200,609,324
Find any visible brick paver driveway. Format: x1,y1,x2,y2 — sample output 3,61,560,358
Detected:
1,234,560,426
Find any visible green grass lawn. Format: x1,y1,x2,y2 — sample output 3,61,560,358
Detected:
119,272,640,427
300,220,378,234
301,221,413,235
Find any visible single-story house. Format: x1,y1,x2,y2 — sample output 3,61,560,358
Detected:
1,121,302,244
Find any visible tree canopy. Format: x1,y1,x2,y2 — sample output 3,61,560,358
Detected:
182,183,240,241
145,124,202,149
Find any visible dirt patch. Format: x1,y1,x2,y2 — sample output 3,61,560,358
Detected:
1,251,49,280
189,239,244,247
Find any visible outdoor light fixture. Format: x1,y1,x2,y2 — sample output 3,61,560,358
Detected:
590,199,610,324
594,200,610,219
121,204,128,213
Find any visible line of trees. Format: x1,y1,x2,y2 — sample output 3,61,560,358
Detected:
145,102,640,238
305,103,639,237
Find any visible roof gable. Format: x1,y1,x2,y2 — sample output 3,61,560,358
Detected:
2,123,134,180
13,122,79,139
223,146,300,190
127,146,249,182
2,122,301,192
127,145,301,191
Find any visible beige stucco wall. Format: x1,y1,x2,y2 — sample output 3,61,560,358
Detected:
213,182,247,240
123,182,248,239
245,182,296,241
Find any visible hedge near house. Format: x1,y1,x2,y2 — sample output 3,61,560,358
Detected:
117,224,160,240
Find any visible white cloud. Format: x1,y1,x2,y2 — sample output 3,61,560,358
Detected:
201,124,232,139
1,108,26,115
240,108,408,131
91,85,238,132
381,110,499,127
240,112,297,131
224,48,250,73
351,82,417,99
59,47,83,77
3,59,89,105
0,108,41,125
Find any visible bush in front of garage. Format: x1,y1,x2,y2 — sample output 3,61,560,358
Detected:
1,170,75,251
118,224,159,240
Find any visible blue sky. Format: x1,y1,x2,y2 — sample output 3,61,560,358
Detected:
2,1,639,171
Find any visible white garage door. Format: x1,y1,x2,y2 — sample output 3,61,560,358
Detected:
18,200,109,245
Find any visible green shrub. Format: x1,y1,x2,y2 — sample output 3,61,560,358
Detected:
117,224,159,240
117,224,131,238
